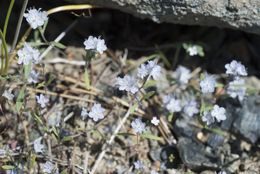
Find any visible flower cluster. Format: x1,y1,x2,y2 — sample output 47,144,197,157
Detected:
162,95,182,113
24,8,48,29
151,117,160,126
131,118,146,134
42,161,56,174
116,75,138,94
163,95,200,117
2,90,14,101
200,74,216,94
134,160,144,170
28,70,39,84
174,65,191,85
227,78,246,101
137,60,161,80
81,103,106,122
36,94,49,108
225,60,247,101
225,60,247,77
202,105,226,125
183,99,199,117
187,46,199,56
84,36,107,54
116,60,162,94
17,43,41,65
33,137,44,153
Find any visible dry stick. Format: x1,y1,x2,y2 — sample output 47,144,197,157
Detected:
58,74,101,93
27,87,95,103
83,151,89,174
47,138,53,162
39,20,78,60
90,106,133,174
11,0,28,51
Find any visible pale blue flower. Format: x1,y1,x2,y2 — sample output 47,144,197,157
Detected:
225,60,247,77
116,75,138,94
84,36,107,54
24,8,48,29
131,118,146,134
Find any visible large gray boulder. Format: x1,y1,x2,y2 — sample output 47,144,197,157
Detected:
66,0,260,34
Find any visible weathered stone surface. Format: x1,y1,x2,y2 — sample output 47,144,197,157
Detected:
177,138,221,171
232,96,260,144
65,0,260,34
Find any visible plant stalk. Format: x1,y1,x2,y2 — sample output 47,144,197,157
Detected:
11,0,28,52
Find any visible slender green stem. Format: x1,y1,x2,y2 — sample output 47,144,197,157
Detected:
11,0,28,52
0,30,9,75
3,0,15,38
0,0,15,75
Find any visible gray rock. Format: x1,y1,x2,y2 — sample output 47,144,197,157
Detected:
232,96,260,144
65,0,260,34
172,116,200,139
177,137,221,171
207,134,225,149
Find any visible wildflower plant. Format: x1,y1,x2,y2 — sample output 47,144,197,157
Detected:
0,0,252,173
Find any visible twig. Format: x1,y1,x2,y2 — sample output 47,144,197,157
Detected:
47,138,52,161
83,151,89,174
27,87,95,103
44,57,85,66
90,105,133,174
39,20,78,60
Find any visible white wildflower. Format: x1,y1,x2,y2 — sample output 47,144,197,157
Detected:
187,46,198,56
165,97,182,113
17,43,40,65
211,105,226,122
137,64,148,79
134,160,144,169
131,118,146,134
6,169,17,174
137,60,161,80
183,100,199,117
162,95,171,104
47,111,61,127
218,171,227,174
81,107,88,120
151,117,160,126
116,75,139,94
24,8,48,29
151,170,159,174
33,137,44,153
175,65,191,85
84,36,107,54
225,60,247,77
227,78,246,101
202,111,215,125
2,90,14,101
28,70,39,84
36,94,49,108
0,149,6,156
42,161,55,174
147,60,161,80
200,74,216,94
88,103,105,122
